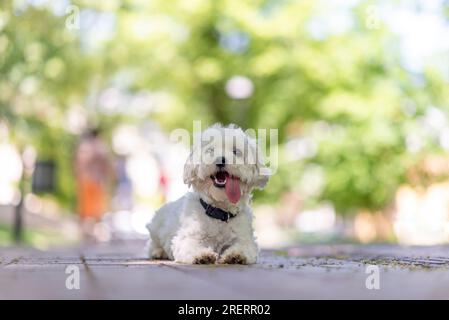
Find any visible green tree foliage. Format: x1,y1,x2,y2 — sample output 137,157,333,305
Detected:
1,0,448,214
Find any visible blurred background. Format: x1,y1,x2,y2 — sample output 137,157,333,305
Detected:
1,0,449,249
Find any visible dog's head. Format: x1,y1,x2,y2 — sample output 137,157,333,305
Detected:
183,124,269,206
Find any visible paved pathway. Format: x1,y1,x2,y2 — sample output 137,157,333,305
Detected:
1,241,449,299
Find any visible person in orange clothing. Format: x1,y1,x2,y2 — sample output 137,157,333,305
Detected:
74,128,113,241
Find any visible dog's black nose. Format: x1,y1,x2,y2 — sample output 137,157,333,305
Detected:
215,156,226,168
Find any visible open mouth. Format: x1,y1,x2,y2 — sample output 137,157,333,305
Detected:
210,170,241,204
211,171,229,188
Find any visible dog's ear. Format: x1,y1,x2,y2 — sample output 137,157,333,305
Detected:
246,134,270,189
183,150,198,187
183,129,204,187
254,163,270,189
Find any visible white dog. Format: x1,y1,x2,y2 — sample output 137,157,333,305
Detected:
146,124,269,264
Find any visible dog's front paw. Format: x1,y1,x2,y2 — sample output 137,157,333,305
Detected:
219,252,248,265
219,244,258,265
193,251,218,264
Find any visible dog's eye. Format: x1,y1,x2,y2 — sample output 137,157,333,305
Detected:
233,148,242,157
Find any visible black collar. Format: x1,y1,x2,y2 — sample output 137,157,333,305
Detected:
200,198,236,222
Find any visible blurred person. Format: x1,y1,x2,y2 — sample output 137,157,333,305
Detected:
112,155,133,211
74,128,114,242
277,191,303,227
154,154,169,204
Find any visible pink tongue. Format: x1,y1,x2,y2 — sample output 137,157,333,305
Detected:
225,175,241,204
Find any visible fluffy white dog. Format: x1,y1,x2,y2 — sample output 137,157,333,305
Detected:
146,124,269,264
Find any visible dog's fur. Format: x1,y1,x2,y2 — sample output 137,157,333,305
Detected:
146,124,269,264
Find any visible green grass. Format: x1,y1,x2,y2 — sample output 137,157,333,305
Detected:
0,223,78,249
0,224,12,246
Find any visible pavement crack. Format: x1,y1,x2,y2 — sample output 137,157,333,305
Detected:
5,257,22,266
79,254,103,299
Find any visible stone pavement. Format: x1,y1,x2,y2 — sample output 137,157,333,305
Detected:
1,241,449,299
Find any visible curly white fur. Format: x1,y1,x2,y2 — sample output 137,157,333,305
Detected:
146,124,269,264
